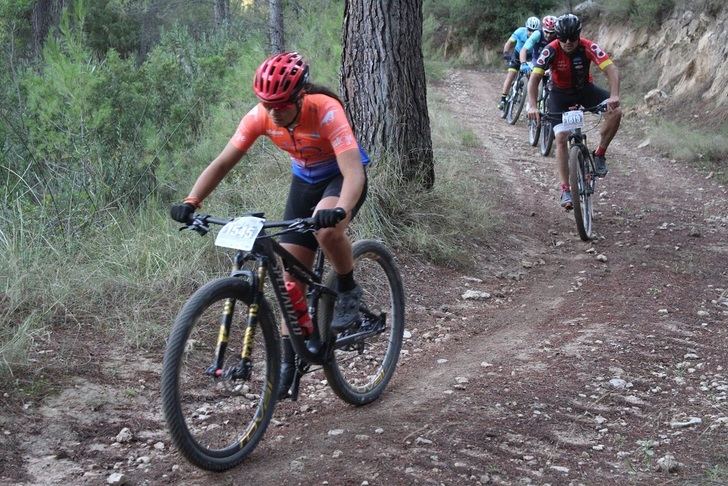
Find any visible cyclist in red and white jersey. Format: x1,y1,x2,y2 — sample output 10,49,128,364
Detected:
170,52,369,398
526,14,622,209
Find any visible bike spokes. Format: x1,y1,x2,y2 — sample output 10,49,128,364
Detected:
161,279,279,471
323,241,405,405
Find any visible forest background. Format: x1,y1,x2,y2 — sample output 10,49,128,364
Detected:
0,0,724,385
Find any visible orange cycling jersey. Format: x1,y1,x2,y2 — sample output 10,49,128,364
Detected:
230,93,368,183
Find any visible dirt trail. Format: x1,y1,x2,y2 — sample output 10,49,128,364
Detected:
3,69,728,485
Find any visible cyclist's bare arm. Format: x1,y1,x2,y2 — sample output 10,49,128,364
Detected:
519,47,528,64
188,142,245,203
334,147,366,217
503,39,515,56
527,71,544,120
603,63,621,111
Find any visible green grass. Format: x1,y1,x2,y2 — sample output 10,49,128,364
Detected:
0,1,499,379
1,84,497,377
646,121,728,182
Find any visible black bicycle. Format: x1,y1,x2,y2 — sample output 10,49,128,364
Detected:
505,68,529,125
557,101,608,241
528,72,551,151
161,212,405,471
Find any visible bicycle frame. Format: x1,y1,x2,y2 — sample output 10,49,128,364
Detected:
207,237,336,385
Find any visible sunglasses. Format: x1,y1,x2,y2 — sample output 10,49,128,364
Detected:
262,99,296,111
557,34,579,42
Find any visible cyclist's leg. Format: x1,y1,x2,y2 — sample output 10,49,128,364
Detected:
314,173,368,330
583,84,621,176
581,83,622,150
548,88,576,204
279,174,327,311
501,56,520,104
314,173,368,272
277,176,325,398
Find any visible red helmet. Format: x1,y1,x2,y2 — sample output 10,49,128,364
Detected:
542,15,557,33
253,52,309,103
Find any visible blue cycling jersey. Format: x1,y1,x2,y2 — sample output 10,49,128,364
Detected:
523,29,551,60
509,27,531,54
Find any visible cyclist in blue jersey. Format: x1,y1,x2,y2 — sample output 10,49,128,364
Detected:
519,15,557,71
499,16,540,111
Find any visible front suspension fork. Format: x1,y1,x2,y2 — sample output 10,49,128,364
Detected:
206,263,266,380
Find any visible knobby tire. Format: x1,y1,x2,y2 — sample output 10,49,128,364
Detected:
569,146,594,241
321,240,405,406
161,277,280,472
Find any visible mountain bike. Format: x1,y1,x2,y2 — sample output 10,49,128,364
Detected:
528,72,551,148
161,211,405,471
505,67,530,125
554,101,608,241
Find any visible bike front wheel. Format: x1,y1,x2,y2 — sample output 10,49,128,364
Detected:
321,240,405,405
539,119,554,156
569,146,595,241
506,77,527,125
161,277,280,471
528,118,540,146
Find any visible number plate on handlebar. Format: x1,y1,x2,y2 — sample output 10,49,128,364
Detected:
561,110,585,130
215,216,265,251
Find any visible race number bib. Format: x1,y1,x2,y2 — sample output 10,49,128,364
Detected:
215,216,265,251
561,110,585,130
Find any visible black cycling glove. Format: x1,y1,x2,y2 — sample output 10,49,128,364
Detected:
170,202,196,224
313,207,346,228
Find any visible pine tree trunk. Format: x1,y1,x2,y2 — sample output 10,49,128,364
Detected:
341,0,434,188
268,0,285,53
31,0,66,57
214,0,230,29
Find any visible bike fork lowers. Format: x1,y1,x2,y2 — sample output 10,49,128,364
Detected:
205,264,266,381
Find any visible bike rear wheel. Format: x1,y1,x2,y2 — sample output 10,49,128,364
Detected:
539,119,554,156
506,76,527,125
321,240,405,405
161,277,279,472
569,146,595,241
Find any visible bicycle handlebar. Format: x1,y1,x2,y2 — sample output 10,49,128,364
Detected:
543,100,609,116
180,208,346,237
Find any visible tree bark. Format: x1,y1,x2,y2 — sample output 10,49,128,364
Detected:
341,0,434,188
214,0,230,29
268,0,285,53
31,0,67,57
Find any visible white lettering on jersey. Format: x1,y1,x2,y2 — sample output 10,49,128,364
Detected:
321,110,335,126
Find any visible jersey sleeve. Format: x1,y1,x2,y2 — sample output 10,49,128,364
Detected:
229,105,266,153
533,40,557,75
523,30,541,51
583,38,613,70
317,98,359,156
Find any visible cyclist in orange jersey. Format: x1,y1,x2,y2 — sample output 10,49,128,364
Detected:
170,52,369,399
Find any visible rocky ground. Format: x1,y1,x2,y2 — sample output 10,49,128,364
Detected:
1,69,727,485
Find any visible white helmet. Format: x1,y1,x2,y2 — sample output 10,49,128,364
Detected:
525,16,541,30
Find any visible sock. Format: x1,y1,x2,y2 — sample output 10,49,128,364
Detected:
501,93,507,99
594,146,606,157
337,270,355,293
281,336,295,364
560,182,570,192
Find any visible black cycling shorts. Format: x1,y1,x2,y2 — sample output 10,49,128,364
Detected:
507,51,532,71
280,172,368,251
546,83,610,124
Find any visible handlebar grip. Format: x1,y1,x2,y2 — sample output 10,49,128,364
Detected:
333,207,346,222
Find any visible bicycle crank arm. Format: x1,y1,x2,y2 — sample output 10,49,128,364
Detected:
333,314,387,349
